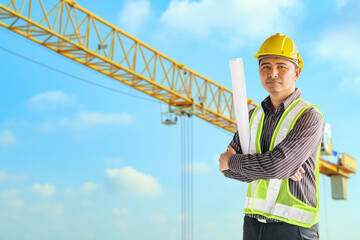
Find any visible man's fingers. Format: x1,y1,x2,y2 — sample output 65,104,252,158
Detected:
227,145,232,151
297,172,302,179
227,145,235,153
293,176,300,181
299,167,305,174
290,170,304,182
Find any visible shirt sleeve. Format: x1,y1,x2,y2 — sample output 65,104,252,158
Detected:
227,107,323,180
223,109,256,182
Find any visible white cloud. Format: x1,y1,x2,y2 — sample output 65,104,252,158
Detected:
30,183,56,197
60,111,134,128
0,172,7,181
118,0,152,34
112,207,130,216
80,182,98,194
87,233,95,239
117,221,128,229
0,171,27,182
340,76,360,93
177,213,191,221
181,162,211,174
192,162,211,174
160,0,302,47
1,189,25,208
63,182,98,197
313,26,360,91
314,26,360,70
64,188,76,197
8,199,25,208
105,167,163,198
149,214,167,223
34,204,65,216
42,111,134,130
0,130,17,146
28,91,74,110
1,189,20,198
81,200,93,207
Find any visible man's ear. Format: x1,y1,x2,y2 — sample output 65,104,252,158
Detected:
295,67,301,81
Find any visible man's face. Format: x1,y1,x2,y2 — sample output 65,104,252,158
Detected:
259,57,301,96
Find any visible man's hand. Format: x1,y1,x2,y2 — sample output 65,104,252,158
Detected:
290,167,305,181
219,145,236,172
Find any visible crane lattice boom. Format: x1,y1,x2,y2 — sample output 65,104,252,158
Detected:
0,0,355,179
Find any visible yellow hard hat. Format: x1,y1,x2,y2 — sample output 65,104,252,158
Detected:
254,33,303,69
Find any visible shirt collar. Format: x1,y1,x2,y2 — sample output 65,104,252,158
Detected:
261,88,302,112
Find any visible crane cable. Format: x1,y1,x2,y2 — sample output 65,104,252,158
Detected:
0,27,234,137
0,28,160,104
181,115,194,240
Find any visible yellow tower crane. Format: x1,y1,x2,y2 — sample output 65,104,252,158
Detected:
0,0,356,199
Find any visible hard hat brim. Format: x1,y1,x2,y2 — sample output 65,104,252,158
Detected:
254,53,303,69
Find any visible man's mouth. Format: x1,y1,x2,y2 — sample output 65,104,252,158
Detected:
266,80,281,84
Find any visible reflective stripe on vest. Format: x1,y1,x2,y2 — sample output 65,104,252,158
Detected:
244,197,316,224
248,107,264,196
244,99,318,226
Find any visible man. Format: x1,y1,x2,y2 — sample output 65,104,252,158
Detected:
219,33,323,240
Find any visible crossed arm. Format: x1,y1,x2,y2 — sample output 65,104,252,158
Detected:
219,108,323,183
220,145,306,182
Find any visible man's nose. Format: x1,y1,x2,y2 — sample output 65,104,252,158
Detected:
268,68,278,78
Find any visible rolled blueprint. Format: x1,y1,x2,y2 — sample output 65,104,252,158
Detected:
229,58,249,154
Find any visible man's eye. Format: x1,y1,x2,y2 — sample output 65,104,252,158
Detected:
262,66,270,69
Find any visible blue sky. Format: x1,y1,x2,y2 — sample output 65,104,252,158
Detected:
1,0,360,239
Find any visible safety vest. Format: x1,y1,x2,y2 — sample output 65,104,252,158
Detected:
244,98,322,228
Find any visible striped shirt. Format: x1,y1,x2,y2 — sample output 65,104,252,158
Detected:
223,88,323,221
